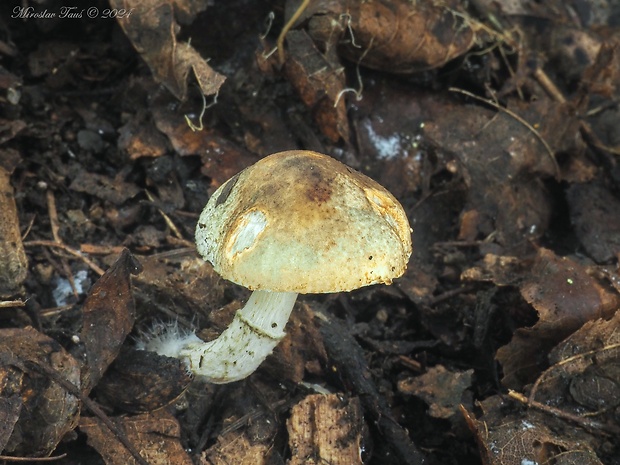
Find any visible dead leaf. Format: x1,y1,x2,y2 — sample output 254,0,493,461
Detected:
497,248,619,389
264,301,328,383
200,380,280,465
75,249,142,395
69,169,141,205
0,396,21,453
531,310,620,419
134,254,226,321
306,0,479,73
111,0,225,100
462,398,603,465
398,365,473,420
117,116,169,160
94,349,192,413
0,119,26,145
0,327,81,456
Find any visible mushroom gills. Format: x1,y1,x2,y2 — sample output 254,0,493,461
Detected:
179,290,298,383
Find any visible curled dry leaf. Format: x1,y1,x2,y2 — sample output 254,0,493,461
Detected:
110,0,225,101
306,0,479,73
496,248,620,389
0,327,81,457
74,249,142,395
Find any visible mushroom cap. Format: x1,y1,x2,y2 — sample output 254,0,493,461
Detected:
195,150,412,293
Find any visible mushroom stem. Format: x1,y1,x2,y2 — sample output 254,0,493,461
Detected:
180,290,298,383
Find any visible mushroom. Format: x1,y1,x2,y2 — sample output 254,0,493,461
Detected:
144,150,412,383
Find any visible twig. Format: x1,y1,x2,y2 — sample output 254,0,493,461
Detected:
23,240,105,276
508,389,620,436
0,454,67,462
0,299,25,308
80,244,126,255
427,285,475,306
46,190,62,243
144,190,184,240
533,67,566,104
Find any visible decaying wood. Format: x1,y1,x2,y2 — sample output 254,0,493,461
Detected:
287,393,365,465
0,165,27,297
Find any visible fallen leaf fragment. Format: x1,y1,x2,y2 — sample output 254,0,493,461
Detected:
497,248,620,389
118,116,169,160
462,398,603,465
306,0,479,73
532,309,620,422
74,249,142,395
265,301,328,383
111,0,225,100
80,409,192,465
287,393,364,465
94,349,192,413
0,327,81,457
398,365,473,421
69,169,141,204
152,104,258,189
